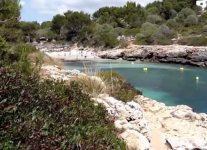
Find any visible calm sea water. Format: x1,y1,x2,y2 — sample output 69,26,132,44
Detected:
64,60,207,113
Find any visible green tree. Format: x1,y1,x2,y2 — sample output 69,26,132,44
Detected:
166,19,180,29
64,11,91,40
146,15,163,24
135,22,158,44
36,29,56,41
20,21,40,42
0,0,20,24
93,2,146,28
199,12,207,24
41,21,52,29
91,24,118,48
184,15,198,26
0,36,8,61
51,14,66,36
0,0,21,41
176,8,196,23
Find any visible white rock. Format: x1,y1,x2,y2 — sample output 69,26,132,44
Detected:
166,136,207,150
120,129,150,150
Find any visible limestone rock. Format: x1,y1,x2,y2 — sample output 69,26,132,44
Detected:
166,136,207,150
120,129,150,150
99,45,207,67
93,95,151,149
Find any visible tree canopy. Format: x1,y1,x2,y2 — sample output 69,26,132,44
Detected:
1,0,207,46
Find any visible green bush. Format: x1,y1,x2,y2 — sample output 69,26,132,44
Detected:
124,28,140,36
166,19,180,29
119,40,129,48
135,23,174,45
0,36,8,63
91,24,119,48
176,8,196,23
184,15,198,26
135,22,158,45
203,25,207,33
146,15,163,24
199,12,207,24
8,44,38,74
178,36,207,46
97,71,142,102
0,67,125,149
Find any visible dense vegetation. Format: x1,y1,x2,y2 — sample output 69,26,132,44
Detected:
1,0,207,47
0,68,125,149
0,1,127,148
0,36,126,150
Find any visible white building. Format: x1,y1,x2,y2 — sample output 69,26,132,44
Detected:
196,0,207,10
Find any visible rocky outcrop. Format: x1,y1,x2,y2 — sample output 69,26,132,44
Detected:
93,94,207,150
92,95,151,150
166,136,207,150
135,95,207,150
40,65,85,80
98,45,207,67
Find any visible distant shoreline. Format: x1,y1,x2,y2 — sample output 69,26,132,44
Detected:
36,43,207,67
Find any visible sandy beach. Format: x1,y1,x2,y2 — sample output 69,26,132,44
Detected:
45,49,99,61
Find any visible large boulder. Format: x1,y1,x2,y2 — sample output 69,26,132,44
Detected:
120,129,150,150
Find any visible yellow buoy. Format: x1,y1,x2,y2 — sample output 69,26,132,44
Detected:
180,67,184,71
196,76,199,80
143,67,148,71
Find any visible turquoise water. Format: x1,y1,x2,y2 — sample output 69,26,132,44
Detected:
64,60,207,113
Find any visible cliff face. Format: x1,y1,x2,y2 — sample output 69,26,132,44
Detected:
98,45,207,67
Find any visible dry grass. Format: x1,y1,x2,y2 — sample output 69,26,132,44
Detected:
82,61,101,76
76,75,106,97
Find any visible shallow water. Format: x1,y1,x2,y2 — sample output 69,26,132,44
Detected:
64,60,207,113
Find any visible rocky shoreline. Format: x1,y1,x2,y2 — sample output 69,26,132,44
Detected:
41,65,207,150
98,45,207,67
93,94,207,150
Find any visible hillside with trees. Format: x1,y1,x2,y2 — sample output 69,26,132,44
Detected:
1,0,207,47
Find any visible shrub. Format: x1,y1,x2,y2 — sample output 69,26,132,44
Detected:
176,8,196,23
146,15,162,24
203,25,207,33
152,33,173,45
0,67,125,149
119,40,129,48
158,24,175,38
8,44,38,74
124,28,140,36
135,22,158,45
139,22,157,37
97,71,142,102
199,12,207,24
0,36,8,63
76,75,106,97
169,9,178,19
135,23,174,45
178,36,207,46
166,19,180,29
90,24,119,48
146,7,160,15
184,15,198,26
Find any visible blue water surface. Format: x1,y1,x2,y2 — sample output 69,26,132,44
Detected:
64,60,207,113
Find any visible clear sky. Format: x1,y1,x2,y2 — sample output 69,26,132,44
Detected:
20,0,156,22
